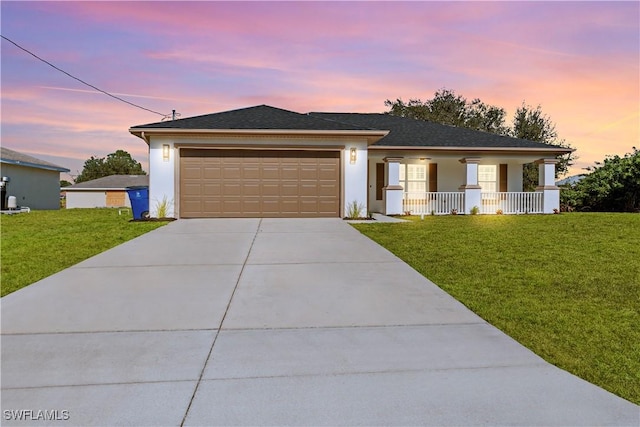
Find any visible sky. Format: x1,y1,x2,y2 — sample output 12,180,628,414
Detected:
1,1,638,181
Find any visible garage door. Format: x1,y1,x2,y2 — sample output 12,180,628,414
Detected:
180,149,340,218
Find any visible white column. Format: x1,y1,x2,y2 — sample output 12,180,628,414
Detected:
383,157,404,215
458,157,482,214
536,158,560,213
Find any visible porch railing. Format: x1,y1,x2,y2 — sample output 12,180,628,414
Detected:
402,191,544,215
480,192,543,214
403,192,465,215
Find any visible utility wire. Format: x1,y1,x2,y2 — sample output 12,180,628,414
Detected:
1,34,168,117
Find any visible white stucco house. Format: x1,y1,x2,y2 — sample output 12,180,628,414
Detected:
65,175,148,208
129,105,573,218
0,147,70,210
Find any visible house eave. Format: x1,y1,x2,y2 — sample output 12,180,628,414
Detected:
129,128,389,145
64,187,128,191
369,145,574,155
0,159,70,173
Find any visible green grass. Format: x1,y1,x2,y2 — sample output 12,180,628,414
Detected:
353,213,640,404
1,209,166,297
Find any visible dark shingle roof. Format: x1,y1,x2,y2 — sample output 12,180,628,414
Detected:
310,113,567,150
130,105,572,152
131,105,371,131
0,147,70,172
65,175,148,190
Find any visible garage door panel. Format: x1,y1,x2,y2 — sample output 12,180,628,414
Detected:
242,183,261,196
300,168,319,180
223,166,242,180
243,167,261,180
281,184,299,197
182,166,202,180
183,183,203,197
262,167,280,180
180,149,339,218
319,184,338,196
202,183,222,196
203,166,222,179
261,183,280,197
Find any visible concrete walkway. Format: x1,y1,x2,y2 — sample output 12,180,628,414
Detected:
1,218,637,426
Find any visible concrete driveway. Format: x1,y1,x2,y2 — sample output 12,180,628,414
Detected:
1,218,638,426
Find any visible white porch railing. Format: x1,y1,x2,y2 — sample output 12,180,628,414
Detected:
403,192,465,215
402,191,544,215
480,192,543,214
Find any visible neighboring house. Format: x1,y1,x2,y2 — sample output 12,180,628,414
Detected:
0,147,70,210
65,175,148,208
129,105,573,218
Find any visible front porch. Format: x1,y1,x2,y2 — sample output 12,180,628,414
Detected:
368,155,560,215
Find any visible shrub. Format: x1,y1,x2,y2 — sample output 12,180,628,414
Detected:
346,200,365,219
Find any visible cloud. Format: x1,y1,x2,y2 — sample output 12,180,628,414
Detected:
38,86,182,102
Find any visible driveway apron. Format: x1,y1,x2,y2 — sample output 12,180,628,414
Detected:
1,218,638,426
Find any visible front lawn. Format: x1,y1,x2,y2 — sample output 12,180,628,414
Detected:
352,213,640,405
1,209,166,297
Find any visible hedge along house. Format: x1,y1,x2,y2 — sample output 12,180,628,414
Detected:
129,105,572,218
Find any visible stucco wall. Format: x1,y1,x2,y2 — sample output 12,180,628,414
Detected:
148,139,174,217
0,164,61,210
66,191,132,209
66,192,107,208
342,142,368,217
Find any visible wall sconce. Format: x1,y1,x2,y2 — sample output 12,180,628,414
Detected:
349,147,357,164
162,144,170,162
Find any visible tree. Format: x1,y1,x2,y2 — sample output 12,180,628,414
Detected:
60,180,72,187
385,90,574,190
511,104,575,190
385,89,508,135
564,148,640,212
75,150,146,183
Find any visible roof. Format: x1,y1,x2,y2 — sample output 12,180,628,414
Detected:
129,105,572,153
65,175,148,190
0,147,70,172
310,113,572,152
131,105,371,131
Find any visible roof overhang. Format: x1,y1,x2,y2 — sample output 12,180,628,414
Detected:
129,128,389,145
369,145,575,156
0,159,70,173
64,187,128,191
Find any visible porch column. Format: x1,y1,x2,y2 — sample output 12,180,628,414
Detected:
536,158,560,213
383,157,404,215
458,157,482,214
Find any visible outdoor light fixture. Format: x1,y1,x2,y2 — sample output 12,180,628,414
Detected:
162,144,170,162
350,147,357,164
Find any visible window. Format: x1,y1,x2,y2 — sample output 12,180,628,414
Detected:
478,165,497,192
399,164,427,194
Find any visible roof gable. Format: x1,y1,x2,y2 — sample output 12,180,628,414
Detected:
0,147,70,172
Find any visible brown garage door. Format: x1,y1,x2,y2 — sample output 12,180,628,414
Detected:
180,149,340,218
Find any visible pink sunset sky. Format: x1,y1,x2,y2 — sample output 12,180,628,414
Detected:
2,1,638,181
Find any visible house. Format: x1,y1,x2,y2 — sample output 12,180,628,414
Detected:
129,105,573,218
0,147,70,210
65,175,148,208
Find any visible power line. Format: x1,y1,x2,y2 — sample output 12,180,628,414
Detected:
1,34,169,117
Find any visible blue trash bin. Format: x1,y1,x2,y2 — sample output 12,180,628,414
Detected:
126,186,150,220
